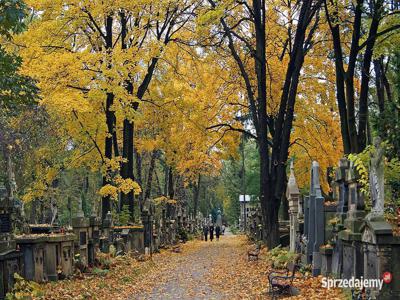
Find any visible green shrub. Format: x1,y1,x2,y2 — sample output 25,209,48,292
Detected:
266,245,297,269
92,268,109,277
6,273,43,299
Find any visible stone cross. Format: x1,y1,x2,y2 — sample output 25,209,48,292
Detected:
368,137,385,219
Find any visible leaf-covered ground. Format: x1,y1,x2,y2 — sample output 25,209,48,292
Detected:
37,233,346,299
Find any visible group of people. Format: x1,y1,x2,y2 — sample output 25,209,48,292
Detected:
202,223,225,241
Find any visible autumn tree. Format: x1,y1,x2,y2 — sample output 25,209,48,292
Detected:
0,0,37,205
18,0,198,221
324,0,400,154
199,0,323,246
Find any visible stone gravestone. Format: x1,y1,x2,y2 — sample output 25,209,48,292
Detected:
287,161,300,253
301,194,310,264
72,196,90,267
16,235,46,283
0,183,23,297
338,161,366,279
141,199,153,255
100,211,113,253
331,158,350,277
309,161,325,276
361,220,400,300
360,138,400,299
216,210,222,228
366,137,385,221
88,212,101,266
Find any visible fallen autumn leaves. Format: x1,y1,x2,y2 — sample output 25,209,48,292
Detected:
33,235,345,299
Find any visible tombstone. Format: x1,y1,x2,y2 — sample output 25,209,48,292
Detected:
331,158,350,277
100,211,113,253
45,233,75,281
72,196,90,266
360,141,400,299
320,246,333,276
131,226,144,253
335,158,350,223
0,183,23,298
338,161,366,279
16,235,46,282
287,161,300,253
319,200,337,277
366,137,385,221
141,199,153,254
301,195,310,264
361,220,400,299
88,214,101,266
309,161,325,276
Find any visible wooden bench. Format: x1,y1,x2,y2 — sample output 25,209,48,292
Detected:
267,255,301,299
247,244,261,261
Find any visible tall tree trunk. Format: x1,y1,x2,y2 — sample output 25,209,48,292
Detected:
154,168,163,196
358,0,382,150
324,2,352,153
119,13,136,219
167,167,174,218
135,150,143,206
101,15,115,221
193,174,201,219
144,150,157,200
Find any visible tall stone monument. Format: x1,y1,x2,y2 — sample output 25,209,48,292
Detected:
310,161,325,276
287,161,300,253
338,161,366,279
367,137,385,221
0,182,22,297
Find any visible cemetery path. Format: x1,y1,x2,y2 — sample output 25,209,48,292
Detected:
38,232,346,300
130,230,270,300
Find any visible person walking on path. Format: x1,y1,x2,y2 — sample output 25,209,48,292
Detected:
209,224,214,241
203,223,209,241
215,225,221,241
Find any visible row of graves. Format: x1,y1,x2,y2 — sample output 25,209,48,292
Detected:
0,187,196,298
287,141,400,299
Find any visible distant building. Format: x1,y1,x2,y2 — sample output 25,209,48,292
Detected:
239,195,257,230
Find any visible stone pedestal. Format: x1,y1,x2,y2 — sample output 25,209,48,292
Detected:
88,216,101,266
131,226,144,253
287,162,300,253
320,246,333,276
361,219,400,300
324,205,337,243
100,211,113,253
15,235,46,282
0,196,23,297
301,196,310,264
47,234,75,279
0,249,22,298
142,210,153,254
331,158,350,277
72,216,90,267
338,162,366,279
312,194,324,276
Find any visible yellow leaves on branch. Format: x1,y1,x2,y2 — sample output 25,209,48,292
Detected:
153,196,177,205
99,178,142,200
